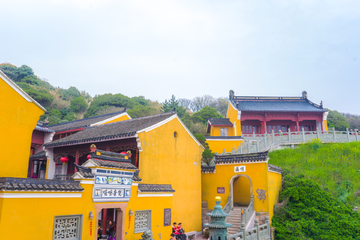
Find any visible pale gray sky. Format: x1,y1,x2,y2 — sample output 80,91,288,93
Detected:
1,0,360,113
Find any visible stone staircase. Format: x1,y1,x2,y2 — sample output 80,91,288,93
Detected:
226,207,243,235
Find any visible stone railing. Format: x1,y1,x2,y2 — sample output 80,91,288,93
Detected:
228,217,271,240
218,128,360,155
224,196,232,214
241,196,254,226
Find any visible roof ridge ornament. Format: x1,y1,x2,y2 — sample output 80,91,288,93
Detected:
302,90,308,99
229,90,235,100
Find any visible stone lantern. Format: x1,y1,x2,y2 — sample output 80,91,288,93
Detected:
205,196,232,240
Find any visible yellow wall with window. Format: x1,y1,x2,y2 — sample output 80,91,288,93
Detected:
0,73,44,178
137,117,204,233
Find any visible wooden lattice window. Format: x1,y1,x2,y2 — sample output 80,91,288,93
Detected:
134,210,151,233
53,215,82,240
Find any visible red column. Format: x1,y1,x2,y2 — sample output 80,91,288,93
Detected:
296,121,300,132
74,150,79,173
102,209,108,235
264,121,267,134
30,160,34,178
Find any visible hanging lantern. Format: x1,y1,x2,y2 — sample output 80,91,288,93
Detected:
120,151,127,155
60,157,69,165
87,154,91,160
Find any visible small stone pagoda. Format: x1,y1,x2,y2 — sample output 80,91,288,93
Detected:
205,196,232,240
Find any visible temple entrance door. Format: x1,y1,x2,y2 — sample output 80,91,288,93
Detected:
230,175,252,208
97,208,124,240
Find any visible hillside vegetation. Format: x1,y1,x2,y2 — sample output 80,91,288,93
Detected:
269,141,360,239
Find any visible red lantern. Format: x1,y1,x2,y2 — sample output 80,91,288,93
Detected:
87,154,91,160
60,157,69,164
120,151,127,155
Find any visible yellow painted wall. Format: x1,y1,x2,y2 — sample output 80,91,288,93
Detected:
97,114,131,125
202,163,270,213
226,102,241,136
323,120,328,131
267,171,282,221
206,140,243,154
210,126,234,137
0,184,95,239
138,117,203,233
233,176,251,206
0,76,44,178
124,187,173,239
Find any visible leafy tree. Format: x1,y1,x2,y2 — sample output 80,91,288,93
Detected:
132,96,149,106
70,97,88,113
21,76,40,85
85,93,137,118
178,98,192,110
327,110,350,131
0,63,18,81
17,65,34,81
162,95,186,117
24,88,54,108
60,86,81,100
128,105,159,118
191,106,222,125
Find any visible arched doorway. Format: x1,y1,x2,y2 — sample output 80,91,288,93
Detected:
229,174,252,208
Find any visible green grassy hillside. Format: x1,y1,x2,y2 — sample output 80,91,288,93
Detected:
269,140,360,205
269,141,360,239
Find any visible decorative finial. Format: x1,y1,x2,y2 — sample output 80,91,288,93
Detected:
302,91,308,99
229,90,235,100
320,100,323,108
90,144,97,152
215,196,221,202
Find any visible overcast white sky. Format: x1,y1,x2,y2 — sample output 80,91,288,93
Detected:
1,0,360,113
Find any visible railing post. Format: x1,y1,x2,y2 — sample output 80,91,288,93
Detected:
347,128,350,142
247,141,251,153
254,219,259,240
302,128,305,142
288,128,291,142
333,127,336,142
356,131,358,141
256,141,259,152
264,132,268,148
272,130,275,144
239,223,246,239
316,127,320,139
265,216,271,238
240,144,243,154
253,131,256,140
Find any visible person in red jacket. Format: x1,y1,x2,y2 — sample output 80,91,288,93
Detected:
176,223,185,240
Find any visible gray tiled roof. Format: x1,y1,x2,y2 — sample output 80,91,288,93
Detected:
48,109,127,132
201,166,216,173
34,125,55,133
233,99,326,112
44,112,176,148
29,151,47,159
208,118,233,126
138,184,175,193
268,164,283,174
90,150,129,162
90,159,138,170
214,151,269,164
74,164,94,178
0,177,84,192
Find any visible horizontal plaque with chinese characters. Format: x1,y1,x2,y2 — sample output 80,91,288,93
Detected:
217,187,225,194
234,166,246,173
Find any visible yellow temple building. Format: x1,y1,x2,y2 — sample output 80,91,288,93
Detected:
0,71,282,240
